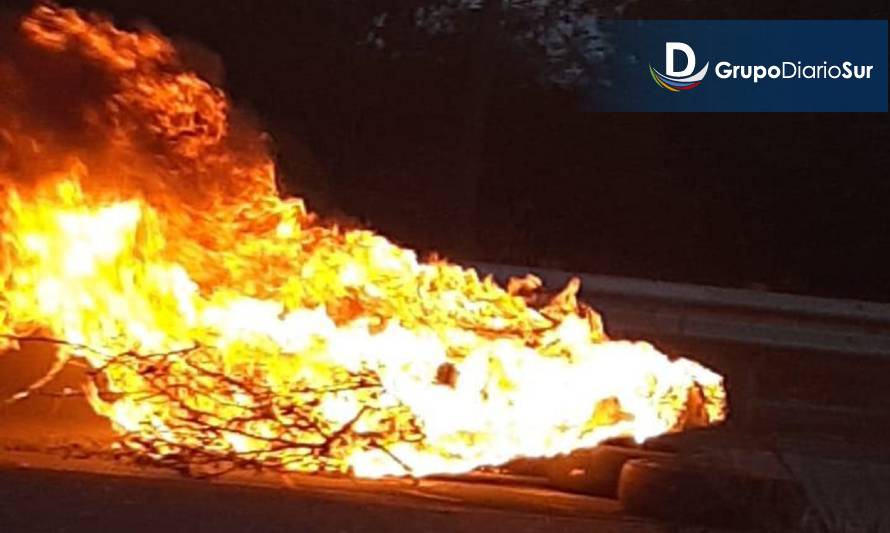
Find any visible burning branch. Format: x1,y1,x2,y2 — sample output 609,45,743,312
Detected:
3,333,421,476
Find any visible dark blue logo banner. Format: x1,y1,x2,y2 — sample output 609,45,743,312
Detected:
590,20,888,112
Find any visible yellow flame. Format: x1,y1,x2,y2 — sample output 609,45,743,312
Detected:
0,5,725,478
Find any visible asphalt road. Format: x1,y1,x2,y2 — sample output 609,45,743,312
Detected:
0,459,665,533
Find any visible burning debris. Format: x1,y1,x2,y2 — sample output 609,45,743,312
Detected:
0,5,725,478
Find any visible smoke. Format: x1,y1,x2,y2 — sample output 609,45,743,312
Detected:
0,4,277,209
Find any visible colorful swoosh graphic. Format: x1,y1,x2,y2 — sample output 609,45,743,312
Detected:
649,63,709,92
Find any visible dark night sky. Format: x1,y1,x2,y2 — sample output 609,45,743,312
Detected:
7,0,890,301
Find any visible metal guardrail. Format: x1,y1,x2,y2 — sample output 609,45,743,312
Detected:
469,262,890,358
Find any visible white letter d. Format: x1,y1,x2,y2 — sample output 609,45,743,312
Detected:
666,42,696,77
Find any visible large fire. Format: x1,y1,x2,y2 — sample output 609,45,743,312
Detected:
0,5,724,478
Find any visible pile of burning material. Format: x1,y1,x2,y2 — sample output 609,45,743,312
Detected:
0,4,725,479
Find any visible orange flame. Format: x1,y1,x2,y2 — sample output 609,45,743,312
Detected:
0,5,725,478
